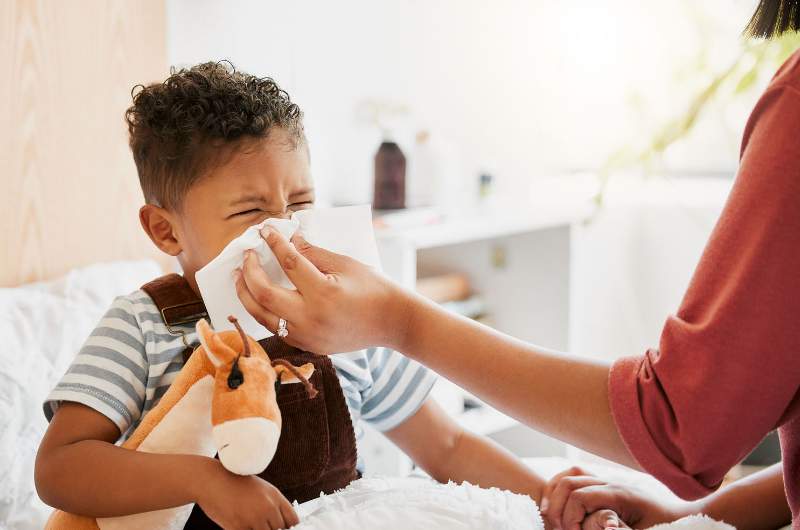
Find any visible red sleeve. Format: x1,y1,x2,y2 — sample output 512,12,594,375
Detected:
608,84,800,500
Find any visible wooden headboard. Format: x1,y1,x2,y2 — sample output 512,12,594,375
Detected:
1,0,170,287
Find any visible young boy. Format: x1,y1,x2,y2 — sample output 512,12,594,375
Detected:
35,62,549,529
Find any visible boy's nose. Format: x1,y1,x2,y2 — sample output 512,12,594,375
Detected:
212,417,280,475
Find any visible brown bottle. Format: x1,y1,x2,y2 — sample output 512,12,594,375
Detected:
373,141,406,210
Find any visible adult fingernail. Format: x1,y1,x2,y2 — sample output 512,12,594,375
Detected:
540,497,549,513
260,225,277,242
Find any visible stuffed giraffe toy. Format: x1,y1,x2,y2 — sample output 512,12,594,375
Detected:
45,316,316,530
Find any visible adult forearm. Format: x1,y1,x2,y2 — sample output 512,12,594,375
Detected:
36,439,215,517
687,464,791,530
395,293,637,469
241,230,636,469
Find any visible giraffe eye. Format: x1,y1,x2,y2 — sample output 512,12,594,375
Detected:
227,356,244,389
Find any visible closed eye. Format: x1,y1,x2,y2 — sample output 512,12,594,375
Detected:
230,201,313,219
231,208,262,217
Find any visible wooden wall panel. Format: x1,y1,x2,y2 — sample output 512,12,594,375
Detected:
0,0,169,287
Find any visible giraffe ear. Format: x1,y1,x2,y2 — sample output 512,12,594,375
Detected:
273,362,315,384
197,319,223,367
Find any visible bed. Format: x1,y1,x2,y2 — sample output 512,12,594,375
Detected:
0,260,163,529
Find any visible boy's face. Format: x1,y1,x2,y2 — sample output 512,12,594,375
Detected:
142,128,314,292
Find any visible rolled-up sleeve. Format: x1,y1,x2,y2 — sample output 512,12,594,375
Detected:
609,84,800,500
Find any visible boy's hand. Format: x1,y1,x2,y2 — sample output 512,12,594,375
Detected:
581,510,630,530
196,460,299,530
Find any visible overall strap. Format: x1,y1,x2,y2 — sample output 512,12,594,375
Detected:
140,273,208,360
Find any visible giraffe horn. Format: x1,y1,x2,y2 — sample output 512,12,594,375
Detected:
227,315,251,357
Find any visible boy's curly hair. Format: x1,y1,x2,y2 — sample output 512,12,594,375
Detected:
125,61,304,209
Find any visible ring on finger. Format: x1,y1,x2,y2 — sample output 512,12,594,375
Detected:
277,318,289,338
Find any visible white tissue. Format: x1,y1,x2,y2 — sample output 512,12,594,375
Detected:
195,205,381,340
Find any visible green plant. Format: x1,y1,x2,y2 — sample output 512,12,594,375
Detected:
594,31,800,207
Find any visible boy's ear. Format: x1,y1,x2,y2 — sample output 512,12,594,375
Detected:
140,204,182,256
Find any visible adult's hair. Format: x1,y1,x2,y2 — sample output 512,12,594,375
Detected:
745,0,800,38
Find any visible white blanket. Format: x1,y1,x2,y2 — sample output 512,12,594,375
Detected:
295,477,542,530
294,477,736,530
649,515,735,530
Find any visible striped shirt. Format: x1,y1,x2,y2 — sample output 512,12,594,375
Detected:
43,289,436,445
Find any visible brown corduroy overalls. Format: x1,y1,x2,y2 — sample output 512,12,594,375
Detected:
141,274,359,529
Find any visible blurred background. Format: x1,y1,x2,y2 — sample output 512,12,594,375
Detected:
2,2,790,518
167,0,789,204
10,0,793,280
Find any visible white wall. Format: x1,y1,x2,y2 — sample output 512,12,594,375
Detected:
167,0,762,206
569,176,732,362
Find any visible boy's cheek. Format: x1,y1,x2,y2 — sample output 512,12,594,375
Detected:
200,225,254,264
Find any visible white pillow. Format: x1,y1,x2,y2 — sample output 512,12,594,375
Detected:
0,260,163,530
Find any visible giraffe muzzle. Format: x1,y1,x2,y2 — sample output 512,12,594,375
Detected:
212,417,281,475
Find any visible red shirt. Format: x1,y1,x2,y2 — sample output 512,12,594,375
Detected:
609,49,800,526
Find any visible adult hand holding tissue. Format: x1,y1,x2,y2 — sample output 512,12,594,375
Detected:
195,205,381,340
